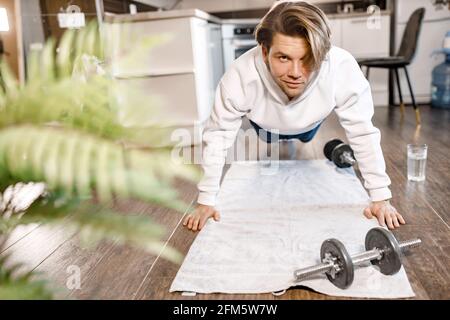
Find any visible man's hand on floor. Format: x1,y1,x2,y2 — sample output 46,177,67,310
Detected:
364,200,406,230
183,204,220,232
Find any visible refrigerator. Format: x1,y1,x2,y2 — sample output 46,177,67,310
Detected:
394,0,450,104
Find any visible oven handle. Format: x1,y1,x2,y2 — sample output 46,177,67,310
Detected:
231,39,258,47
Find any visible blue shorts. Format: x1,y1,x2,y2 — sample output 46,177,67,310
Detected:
249,119,322,144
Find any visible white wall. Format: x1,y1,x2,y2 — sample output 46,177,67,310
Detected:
176,0,272,12
175,0,336,12
135,0,179,9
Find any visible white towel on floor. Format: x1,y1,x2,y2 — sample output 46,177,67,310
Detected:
170,160,415,298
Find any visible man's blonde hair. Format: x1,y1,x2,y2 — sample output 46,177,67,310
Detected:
255,1,331,71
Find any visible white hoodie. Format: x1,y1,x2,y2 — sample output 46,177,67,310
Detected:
197,45,392,206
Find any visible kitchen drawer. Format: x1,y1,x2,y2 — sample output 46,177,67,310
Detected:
114,73,209,127
106,17,198,77
328,18,342,47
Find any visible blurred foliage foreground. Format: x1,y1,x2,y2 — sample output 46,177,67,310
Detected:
0,22,199,299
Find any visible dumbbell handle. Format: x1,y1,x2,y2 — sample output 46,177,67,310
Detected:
294,238,421,282
352,238,421,265
340,151,356,166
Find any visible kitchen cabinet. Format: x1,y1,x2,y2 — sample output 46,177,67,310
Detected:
328,13,391,106
328,18,342,47
116,74,200,127
341,15,390,57
104,10,223,146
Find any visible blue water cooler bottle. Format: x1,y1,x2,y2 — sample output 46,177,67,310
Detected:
431,31,450,109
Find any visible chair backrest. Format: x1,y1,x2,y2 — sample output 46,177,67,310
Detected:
397,8,426,62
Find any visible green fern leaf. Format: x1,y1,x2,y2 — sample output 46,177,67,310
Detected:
0,125,197,211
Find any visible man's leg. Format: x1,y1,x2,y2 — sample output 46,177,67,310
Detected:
296,122,322,143
248,119,322,159
283,140,297,160
280,122,322,159
248,119,278,144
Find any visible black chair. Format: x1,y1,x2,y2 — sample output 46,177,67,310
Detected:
358,8,425,125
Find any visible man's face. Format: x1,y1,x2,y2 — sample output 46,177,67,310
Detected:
262,33,312,100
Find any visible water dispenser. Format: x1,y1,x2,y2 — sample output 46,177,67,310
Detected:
431,30,450,109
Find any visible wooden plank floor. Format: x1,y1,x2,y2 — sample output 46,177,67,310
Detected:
2,106,449,300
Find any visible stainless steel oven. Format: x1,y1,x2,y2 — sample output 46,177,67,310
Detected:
221,19,260,71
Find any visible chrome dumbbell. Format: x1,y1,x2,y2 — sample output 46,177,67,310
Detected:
293,227,422,289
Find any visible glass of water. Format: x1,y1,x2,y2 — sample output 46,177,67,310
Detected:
407,144,428,181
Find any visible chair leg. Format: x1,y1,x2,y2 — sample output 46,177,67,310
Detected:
388,69,395,106
393,68,405,117
403,66,420,125
365,67,370,79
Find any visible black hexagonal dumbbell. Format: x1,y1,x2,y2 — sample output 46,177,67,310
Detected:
323,138,356,168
